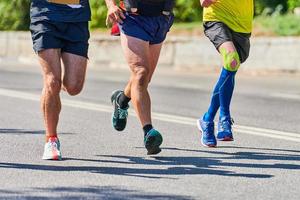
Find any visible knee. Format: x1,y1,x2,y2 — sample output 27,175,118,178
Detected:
220,48,241,72
63,82,84,96
44,75,61,95
132,67,150,87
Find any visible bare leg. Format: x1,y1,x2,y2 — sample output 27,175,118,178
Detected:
38,49,62,139
61,52,88,96
120,33,152,126
124,43,163,98
148,43,163,82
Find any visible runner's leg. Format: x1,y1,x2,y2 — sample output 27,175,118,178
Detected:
218,41,239,120
123,43,162,99
38,49,62,140
120,33,152,126
61,52,88,96
203,41,238,122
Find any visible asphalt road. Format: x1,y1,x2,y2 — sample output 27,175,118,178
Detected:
0,63,299,200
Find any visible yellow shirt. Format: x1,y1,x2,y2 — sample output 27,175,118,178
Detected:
203,0,254,33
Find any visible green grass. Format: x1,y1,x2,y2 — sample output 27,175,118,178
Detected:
90,21,204,35
169,21,203,35
91,17,300,36
254,13,300,36
172,21,202,29
169,15,300,36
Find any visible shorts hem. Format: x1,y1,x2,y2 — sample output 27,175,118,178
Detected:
215,39,233,51
33,47,88,59
120,30,150,43
62,50,89,59
149,38,165,45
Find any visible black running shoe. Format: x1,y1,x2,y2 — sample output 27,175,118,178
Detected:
111,90,129,131
144,129,163,155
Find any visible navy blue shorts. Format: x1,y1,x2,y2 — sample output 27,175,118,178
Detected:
30,20,90,58
119,12,174,45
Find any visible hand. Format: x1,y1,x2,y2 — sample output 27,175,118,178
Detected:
200,0,217,7
106,5,126,27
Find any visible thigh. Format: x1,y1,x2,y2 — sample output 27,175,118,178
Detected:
61,52,87,86
120,33,151,72
38,49,62,81
204,21,233,51
218,41,237,53
148,43,163,81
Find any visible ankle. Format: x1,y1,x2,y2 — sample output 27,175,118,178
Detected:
143,124,153,136
117,92,131,109
46,134,58,142
219,115,231,122
203,113,214,122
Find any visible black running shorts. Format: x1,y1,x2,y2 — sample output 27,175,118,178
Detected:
203,21,251,63
30,20,90,58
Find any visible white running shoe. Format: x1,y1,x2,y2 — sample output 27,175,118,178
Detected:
42,137,62,160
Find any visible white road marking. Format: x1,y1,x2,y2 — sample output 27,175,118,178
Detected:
0,88,299,143
270,93,300,101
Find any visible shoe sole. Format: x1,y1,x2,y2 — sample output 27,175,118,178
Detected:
42,155,62,161
217,137,234,141
196,120,217,148
145,135,163,155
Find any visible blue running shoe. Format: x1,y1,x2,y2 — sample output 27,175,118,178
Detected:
111,90,129,131
144,129,163,155
217,117,234,141
197,118,217,147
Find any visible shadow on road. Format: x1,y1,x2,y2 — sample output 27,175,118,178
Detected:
160,146,300,162
1,146,299,180
0,186,192,200
0,129,44,135
0,129,73,135
221,145,300,154
0,157,273,180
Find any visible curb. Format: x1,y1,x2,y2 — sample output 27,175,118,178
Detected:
1,32,300,73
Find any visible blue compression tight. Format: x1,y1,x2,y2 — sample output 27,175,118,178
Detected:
203,67,236,122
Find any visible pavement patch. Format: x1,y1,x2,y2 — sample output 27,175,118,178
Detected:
0,88,299,143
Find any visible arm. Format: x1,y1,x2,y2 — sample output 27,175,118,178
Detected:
200,0,217,7
105,0,125,26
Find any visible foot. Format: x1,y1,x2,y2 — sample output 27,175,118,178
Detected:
111,90,129,131
42,137,62,160
197,118,217,147
144,129,163,155
217,117,234,141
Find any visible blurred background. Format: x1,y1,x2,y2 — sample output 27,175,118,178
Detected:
0,2,299,198
0,0,300,36
0,0,299,107
1,0,300,73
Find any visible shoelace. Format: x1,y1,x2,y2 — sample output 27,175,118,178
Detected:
46,141,58,150
118,108,128,119
220,119,234,132
203,122,214,136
